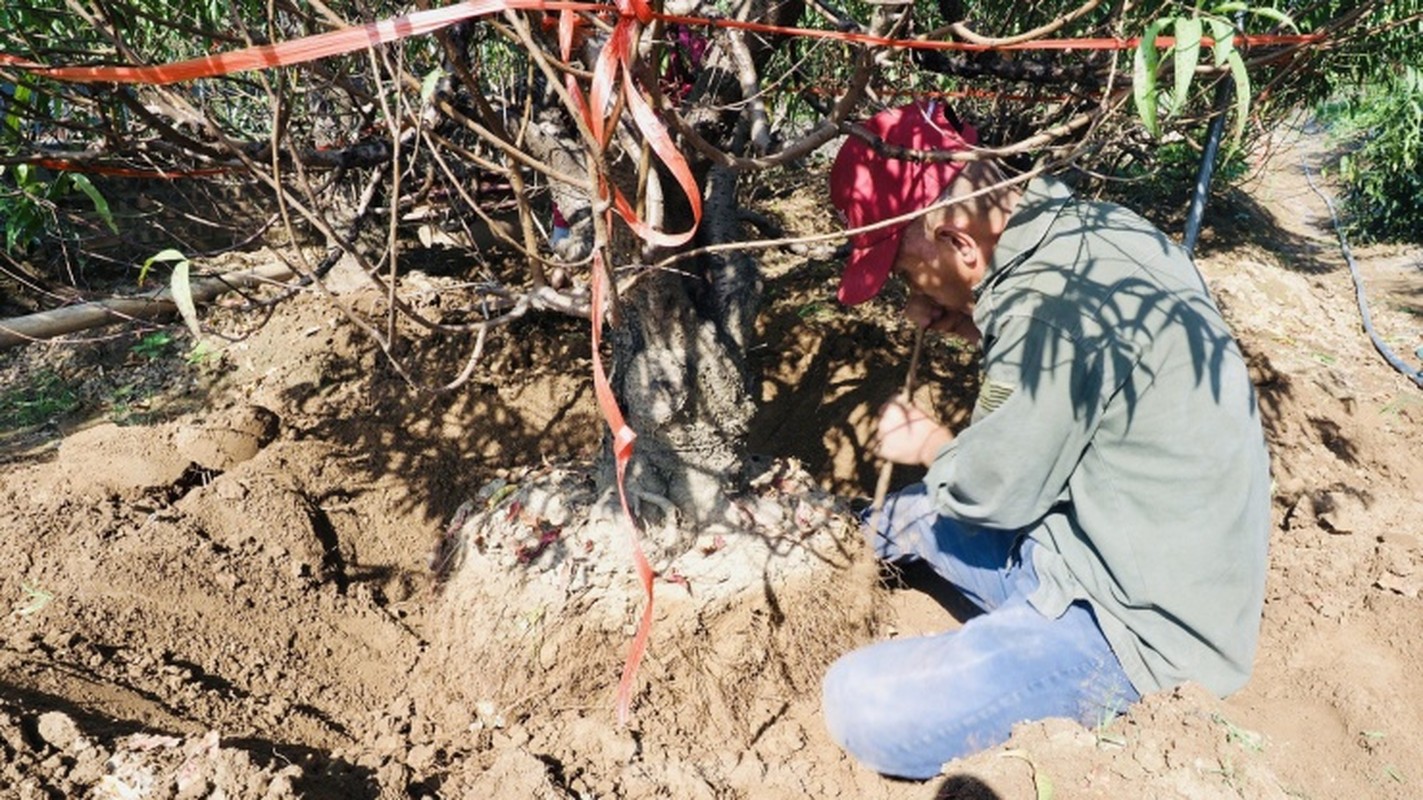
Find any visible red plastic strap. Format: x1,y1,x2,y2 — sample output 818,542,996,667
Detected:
589,18,632,148
1,1,1325,242
26,158,233,179
590,256,656,725
648,14,1326,52
615,58,701,246
0,1,1327,86
0,0,532,84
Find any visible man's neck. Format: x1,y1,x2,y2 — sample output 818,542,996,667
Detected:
970,185,1021,259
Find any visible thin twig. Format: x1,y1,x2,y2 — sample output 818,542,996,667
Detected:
869,326,926,533
934,0,1105,47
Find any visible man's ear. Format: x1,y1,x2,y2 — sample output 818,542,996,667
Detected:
933,224,979,265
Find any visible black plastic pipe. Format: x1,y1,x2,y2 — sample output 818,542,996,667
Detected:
1182,77,1235,258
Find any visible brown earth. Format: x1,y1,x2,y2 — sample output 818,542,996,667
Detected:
1,122,1420,799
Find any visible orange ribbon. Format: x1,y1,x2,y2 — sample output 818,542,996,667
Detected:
589,255,656,725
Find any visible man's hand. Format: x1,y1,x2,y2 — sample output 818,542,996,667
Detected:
905,293,981,344
876,397,953,467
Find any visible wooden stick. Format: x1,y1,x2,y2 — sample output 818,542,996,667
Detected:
0,262,295,351
870,326,926,530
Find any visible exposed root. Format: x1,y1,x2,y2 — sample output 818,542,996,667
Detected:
420,456,888,742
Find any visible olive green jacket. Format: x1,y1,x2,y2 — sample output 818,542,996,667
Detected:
923,175,1271,696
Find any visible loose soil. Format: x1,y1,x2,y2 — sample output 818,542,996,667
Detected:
1,123,1420,799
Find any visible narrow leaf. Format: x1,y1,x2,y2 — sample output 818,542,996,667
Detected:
419,67,443,105
1208,18,1236,67
1133,19,1170,138
15,583,53,617
67,173,118,234
4,82,30,137
170,256,202,340
1001,750,1056,800
138,247,187,287
1225,49,1252,143
1244,6,1298,31
1172,18,1203,118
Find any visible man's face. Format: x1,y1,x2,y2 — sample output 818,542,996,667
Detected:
892,216,980,319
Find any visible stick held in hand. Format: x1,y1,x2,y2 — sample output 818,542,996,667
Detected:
869,326,926,531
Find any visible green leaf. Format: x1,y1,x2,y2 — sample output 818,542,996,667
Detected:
170,255,201,340
138,247,188,287
1133,19,1171,137
1001,750,1055,800
1225,48,1252,142
3,81,30,139
15,583,53,617
1211,2,1296,31
1243,6,1297,31
1172,18,1204,118
66,173,119,234
1208,18,1236,67
420,67,445,106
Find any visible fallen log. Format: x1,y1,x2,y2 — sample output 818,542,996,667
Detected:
0,262,294,351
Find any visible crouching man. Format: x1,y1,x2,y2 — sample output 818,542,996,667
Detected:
820,102,1271,779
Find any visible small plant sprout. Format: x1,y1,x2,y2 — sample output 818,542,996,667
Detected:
0,371,79,429
796,301,834,322
1207,755,1240,790
1212,712,1265,752
1380,395,1422,417
1000,749,1055,800
1093,703,1128,749
186,340,218,366
132,331,175,360
14,583,53,617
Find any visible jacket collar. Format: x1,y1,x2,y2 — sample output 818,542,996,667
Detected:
975,175,1074,299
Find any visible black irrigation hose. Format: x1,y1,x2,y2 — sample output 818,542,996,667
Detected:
1183,78,1234,258
1301,159,1423,389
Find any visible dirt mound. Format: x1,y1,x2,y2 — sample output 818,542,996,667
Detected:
2,122,1421,799
0,701,303,800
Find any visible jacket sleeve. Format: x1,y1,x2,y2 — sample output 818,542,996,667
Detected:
922,312,1128,529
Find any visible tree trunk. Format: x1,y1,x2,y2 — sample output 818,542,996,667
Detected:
604,164,760,553
530,0,801,549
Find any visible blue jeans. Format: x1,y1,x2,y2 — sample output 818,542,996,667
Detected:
821,484,1138,779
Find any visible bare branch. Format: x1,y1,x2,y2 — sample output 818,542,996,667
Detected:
934,0,1106,46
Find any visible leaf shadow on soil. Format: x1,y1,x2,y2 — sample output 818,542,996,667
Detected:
1239,345,1299,460
1195,188,1341,275
273,311,604,531
749,315,907,495
1191,136,1354,276
0,681,381,799
748,257,983,498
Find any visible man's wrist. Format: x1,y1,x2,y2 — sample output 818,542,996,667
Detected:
917,427,953,466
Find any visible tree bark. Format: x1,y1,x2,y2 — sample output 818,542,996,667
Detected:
607,263,755,546
601,159,763,553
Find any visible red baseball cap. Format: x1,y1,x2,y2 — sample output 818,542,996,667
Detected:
829,102,978,305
